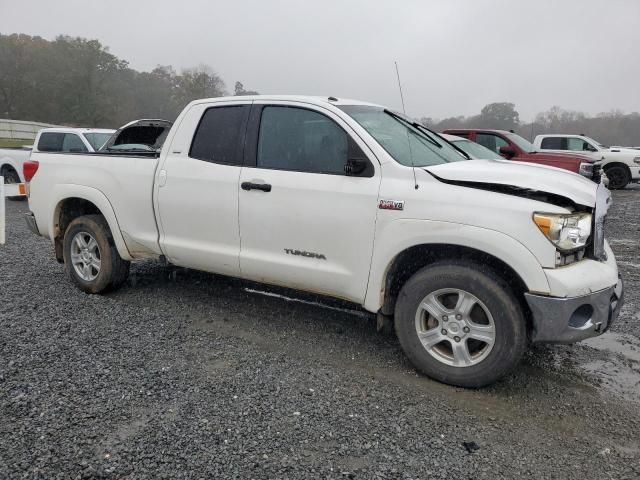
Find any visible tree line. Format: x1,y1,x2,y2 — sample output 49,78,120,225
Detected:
421,102,640,147
1,34,638,146
0,33,258,129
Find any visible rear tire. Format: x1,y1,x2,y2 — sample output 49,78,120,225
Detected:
394,260,528,388
2,167,25,201
63,215,130,293
604,165,630,189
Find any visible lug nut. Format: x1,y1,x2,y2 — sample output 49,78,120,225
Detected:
442,315,448,321
463,327,470,333
441,329,447,335
455,314,462,320
454,336,461,342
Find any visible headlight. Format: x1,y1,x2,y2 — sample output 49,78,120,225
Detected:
578,162,593,176
633,156,640,165
533,212,592,252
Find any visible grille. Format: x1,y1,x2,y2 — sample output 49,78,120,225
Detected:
592,164,602,183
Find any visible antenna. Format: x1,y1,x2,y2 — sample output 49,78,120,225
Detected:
395,61,418,189
394,61,406,114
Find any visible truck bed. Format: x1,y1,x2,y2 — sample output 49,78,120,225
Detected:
28,151,163,259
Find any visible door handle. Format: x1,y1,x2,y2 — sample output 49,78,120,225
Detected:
241,181,272,192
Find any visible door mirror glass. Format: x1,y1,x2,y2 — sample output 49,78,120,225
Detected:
344,158,368,176
499,145,516,158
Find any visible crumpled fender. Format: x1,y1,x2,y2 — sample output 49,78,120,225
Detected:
364,218,551,313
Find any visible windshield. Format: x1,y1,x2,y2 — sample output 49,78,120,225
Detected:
83,132,113,150
505,132,535,153
585,136,606,149
338,105,466,167
452,138,502,160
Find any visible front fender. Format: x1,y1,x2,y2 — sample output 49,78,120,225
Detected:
363,219,551,312
48,185,133,261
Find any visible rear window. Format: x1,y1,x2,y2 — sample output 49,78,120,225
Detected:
37,132,64,152
38,132,88,152
190,106,250,165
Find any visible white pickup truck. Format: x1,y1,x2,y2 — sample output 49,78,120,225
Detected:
533,134,640,189
24,96,623,387
1,127,114,197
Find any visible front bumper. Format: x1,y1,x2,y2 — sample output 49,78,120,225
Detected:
24,212,40,236
525,274,624,343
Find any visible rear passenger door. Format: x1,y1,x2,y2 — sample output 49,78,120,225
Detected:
155,101,250,276
238,102,381,303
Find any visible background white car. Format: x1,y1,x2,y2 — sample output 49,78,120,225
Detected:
533,134,640,189
1,127,114,199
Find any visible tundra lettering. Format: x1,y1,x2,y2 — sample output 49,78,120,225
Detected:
284,248,327,260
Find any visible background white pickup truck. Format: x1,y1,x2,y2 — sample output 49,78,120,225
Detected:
1,127,114,196
533,134,640,189
24,96,623,388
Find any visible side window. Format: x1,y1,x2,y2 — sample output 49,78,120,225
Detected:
190,105,249,165
476,133,509,154
37,132,65,152
541,137,566,150
62,134,88,152
257,106,348,175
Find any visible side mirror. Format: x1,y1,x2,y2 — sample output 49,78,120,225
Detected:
499,145,517,158
344,138,373,177
344,158,368,176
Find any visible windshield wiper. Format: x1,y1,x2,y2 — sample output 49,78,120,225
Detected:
384,109,442,147
383,109,471,159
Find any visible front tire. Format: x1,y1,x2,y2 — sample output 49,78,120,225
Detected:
394,260,528,388
63,215,130,293
604,165,630,189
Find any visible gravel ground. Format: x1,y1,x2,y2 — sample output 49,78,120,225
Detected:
1,187,639,479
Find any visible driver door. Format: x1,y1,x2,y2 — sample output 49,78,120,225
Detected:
238,102,381,303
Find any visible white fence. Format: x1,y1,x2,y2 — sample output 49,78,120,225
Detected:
0,119,61,140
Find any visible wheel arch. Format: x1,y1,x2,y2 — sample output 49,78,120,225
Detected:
51,186,132,262
377,244,532,321
0,159,21,181
603,161,632,181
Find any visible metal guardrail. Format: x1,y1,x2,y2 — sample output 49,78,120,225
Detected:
0,119,61,140
1,177,27,244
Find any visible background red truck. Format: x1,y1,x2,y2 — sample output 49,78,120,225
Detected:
442,128,602,181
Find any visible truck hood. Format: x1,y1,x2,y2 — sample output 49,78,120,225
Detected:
100,119,173,153
528,150,600,163
425,159,597,208
607,147,640,155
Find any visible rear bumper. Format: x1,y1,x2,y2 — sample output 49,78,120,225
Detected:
525,275,624,343
24,212,40,236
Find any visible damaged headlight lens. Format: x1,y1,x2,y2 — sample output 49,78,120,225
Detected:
533,212,592,252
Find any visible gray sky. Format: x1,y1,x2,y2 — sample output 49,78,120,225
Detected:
1,0,639,121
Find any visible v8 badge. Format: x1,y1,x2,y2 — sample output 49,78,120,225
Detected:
378,199,404,211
